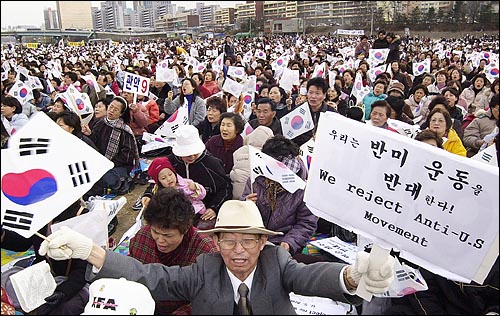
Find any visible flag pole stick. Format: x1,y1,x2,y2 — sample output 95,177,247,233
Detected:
34,231,68,250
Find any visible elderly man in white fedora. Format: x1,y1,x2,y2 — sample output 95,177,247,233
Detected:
167,124,232,229
39,200,396,315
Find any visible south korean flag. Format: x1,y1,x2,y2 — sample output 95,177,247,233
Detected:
1,112,113,238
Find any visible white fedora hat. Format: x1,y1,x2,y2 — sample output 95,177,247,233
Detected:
199,200,283,236
172,125,206,157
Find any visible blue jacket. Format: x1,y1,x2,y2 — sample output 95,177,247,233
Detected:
362,92,387,121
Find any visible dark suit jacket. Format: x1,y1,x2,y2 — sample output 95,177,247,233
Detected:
86,245,362,314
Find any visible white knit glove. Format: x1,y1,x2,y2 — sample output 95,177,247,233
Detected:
39,226,93,261
350,251,395,294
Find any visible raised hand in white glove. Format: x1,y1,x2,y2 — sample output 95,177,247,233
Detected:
349,251,395,294
39,226,93,261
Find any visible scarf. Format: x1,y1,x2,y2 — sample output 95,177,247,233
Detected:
265,178,285,212
186,94,194,114
104,118,139,166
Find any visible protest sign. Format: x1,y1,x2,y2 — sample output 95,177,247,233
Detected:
304,112,499,284
123,72,150,96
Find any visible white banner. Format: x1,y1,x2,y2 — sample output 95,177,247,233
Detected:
1,113,114,238
334,29,364,35
304,112,499,284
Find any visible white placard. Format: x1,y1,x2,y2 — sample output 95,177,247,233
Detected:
304,112,499,284
123,72,150,96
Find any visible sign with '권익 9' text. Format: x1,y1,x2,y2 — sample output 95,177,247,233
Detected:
304,112,499,284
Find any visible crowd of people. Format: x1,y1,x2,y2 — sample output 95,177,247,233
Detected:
1,30,499,315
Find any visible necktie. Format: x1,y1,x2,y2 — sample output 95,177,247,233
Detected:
237,283,251,315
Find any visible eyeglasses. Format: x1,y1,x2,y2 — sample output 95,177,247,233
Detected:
218,238,260,250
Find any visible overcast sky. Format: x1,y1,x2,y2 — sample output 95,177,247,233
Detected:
1,1,244,28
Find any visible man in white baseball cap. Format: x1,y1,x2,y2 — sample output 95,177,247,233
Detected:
39,200,395,315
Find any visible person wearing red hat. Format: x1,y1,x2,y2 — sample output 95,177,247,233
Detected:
140,157,206,216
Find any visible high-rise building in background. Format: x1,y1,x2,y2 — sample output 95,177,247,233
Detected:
43,8,60,30
56,1,93,30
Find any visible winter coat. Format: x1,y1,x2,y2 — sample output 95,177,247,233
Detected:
362,91,387,121
168,150,232,213
463,109,498,155
164,95,206,127
241,160,318,254
205,134,244,174
230,126,274,199
460,86,490,110
443,128,467,157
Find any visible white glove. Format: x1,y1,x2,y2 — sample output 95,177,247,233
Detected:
350,251,395,294
39,226,93,261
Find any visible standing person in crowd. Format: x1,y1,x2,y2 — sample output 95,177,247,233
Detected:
230,125,274,200
205,112,245,174
165,78,206,127
354,35,371,59
424,107,467,156
242,135,318,257
129,188,218,314
389,61,410,96
372,30,389,49
223,35,236,59
39,199,396,315
167,125,233,229
248,98,283,136
196,95,227,144
82,95,139,196
463,94,499,157
1,95,29,133
385,32,401,64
